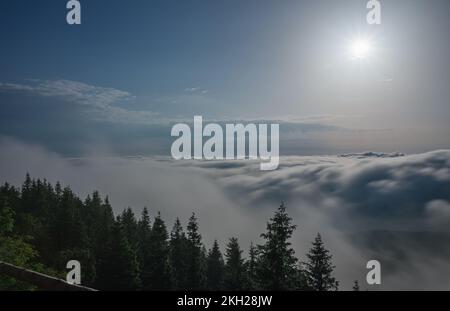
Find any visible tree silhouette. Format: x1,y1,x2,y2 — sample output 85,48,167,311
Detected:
137,207,152,287
145,212,171,290
246,242,259,290
0,175,342,291
303,233,338,291
224,237,246,290
256,202,298,290
169,218,189,289
206,240,224,290
96,221,140,290
186,213,205,289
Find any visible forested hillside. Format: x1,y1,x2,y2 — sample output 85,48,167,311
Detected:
0,174,339,291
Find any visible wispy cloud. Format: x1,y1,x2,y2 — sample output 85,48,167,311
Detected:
0,79,159,124
184,87,209,94
0,79,132,107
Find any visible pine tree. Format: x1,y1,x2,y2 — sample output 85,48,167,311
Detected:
246,242,258,290
20,173,33,214
138,208,151,237
84,192,114,253
303,233,338,291
224,237,246,290
120,208,139,249
293,264,309,290
256,203,298,290
0,198,14,236
200,244,208,288
49,186,93,282
169,218,189,289
84,193,115,287
96,220,141,290
137,207,152,287
206,240,224,290
186,213,205,289
144,212,171,290
50,186,86,254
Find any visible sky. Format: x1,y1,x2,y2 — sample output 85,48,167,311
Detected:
1,0,450,156
1,0,450,290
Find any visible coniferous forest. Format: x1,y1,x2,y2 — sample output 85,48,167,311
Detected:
0,174,339,291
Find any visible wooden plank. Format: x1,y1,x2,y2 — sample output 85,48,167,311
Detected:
0,261,96,291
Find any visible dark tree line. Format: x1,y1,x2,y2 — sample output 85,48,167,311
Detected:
0,175,339,291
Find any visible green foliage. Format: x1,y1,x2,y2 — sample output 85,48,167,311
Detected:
0,236,38,290
246,242,259,290
303,233,339,291
0,199,14,235
169,218,189,289
0,175,339,291
206,240,224,290
256,203,298,290
186,213,205,290
95,221,140,290
144,212,171,290
224,237,246,290
137,208,152,287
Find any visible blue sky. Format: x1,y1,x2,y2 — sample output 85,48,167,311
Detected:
1,0,450,155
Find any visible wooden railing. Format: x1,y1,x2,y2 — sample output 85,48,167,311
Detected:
0,261,96,291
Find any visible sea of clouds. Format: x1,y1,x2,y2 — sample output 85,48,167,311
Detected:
1,137,450,290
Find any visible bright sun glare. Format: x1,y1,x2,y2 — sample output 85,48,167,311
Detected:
349,38,372,60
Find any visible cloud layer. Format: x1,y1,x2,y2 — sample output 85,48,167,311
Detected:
1,138,450,289
188,150,450,230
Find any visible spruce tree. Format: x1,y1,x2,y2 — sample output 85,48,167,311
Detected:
84,192,114,256
137,207,152,287
186,213,205,289
0,198,14,236
303,233,338,291
256,203,298,290
169,218,189,289
120,208,139,250
138,208,151,237
145,212,171,290
224,237,246,290
96,220,140,290
206,240,224,290
246,242,258,290
20,173,33,214
49,186,86,255
85,193,115,287
293,264,309,290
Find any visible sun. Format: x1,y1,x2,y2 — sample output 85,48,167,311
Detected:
349,38,373,60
